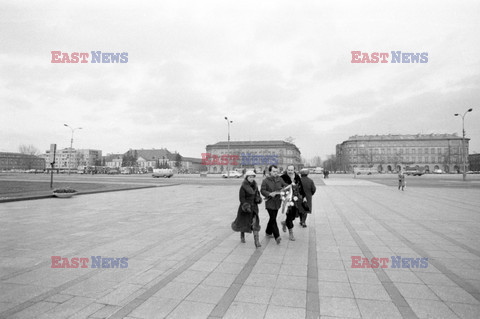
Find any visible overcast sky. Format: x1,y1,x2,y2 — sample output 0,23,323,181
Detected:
2,0,480,160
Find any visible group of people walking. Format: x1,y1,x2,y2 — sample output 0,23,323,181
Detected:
231,164,316,248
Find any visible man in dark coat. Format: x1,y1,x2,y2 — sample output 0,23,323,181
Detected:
261,165,288,244
299,168,316,227
280,165,307,241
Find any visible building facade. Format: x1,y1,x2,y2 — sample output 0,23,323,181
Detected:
135,149,173,169
336,134,469,173
181,157,203,173
104,154,123,168
204,140,302,173
0,152,46,171
41,148,102,170
468,153,480,172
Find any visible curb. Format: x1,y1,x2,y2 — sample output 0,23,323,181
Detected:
0,184,180,204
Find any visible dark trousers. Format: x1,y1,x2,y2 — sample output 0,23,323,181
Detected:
285,206,297,229
266,209,280,239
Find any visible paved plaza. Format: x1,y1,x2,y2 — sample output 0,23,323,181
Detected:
1,175,480,318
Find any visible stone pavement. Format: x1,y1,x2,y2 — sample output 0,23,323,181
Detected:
0,176,479,318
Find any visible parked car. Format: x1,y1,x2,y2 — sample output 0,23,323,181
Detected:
433,169,443,174
354,167,378,175
404,167,425,176
222,171,242,178
152,168,174,178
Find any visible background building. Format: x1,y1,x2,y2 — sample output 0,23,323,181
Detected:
181,157,203,173
336,133,469,173
41,148,102,170
468,153,480,172
104,154,123,168
205,140,302,173
0,152,45,171
135,149,173,170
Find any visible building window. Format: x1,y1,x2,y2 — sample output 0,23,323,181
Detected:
412,148,416,154
431,148,435,154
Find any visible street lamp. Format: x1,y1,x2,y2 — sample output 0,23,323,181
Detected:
225,116,233,177
64,124,82,175
454,108,473,181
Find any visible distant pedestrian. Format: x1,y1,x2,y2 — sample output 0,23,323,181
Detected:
261,165,288,244
299,169,316,227
398,169,406,191
231,171,263,248
280,165,307,241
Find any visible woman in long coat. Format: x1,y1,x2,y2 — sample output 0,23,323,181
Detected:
299,169,316,227
231,171,262,248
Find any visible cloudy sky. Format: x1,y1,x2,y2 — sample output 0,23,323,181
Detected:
2,0,480,160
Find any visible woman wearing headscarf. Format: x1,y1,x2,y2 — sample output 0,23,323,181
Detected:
231,171,262,248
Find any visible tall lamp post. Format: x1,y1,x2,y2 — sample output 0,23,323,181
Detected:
64,124,82,175
225,116,232,177
454,108,473,181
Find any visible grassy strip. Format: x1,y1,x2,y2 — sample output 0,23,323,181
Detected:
0,180,159,202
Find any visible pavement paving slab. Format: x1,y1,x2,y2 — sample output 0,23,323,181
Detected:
1,175,480,318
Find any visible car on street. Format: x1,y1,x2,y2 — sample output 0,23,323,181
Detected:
152,168,174,178
222,171,242,178
433,169,443,174
404,167,425,176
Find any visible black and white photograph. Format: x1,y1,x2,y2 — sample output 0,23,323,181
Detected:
1,0,480,318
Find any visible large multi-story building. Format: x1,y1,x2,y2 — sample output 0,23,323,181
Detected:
204,140,302,173
0,152,45,171
41,148,102,170
336,133,469,173
468,153,480,172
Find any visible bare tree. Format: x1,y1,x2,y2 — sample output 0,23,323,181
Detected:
301,156,308,166
18,144,41,170
311,156,322,167
323,154,338,172
18,144,40,155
